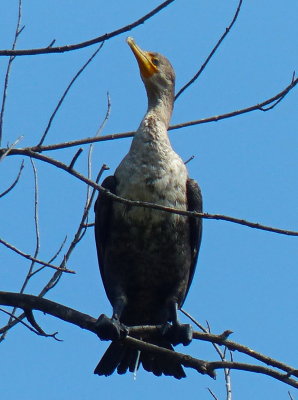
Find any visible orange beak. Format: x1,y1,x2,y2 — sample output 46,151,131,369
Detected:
127,37,158,79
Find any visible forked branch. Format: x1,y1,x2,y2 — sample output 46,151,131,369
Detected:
0,291,297,388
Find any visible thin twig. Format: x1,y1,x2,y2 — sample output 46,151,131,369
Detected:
33,164,107,311
206,321,232,400
48,236,67,264
288,391,295,400
0,135,23,161
30,236,69,277
0,307,60,340
39,270,63,297
201,212,298,236
0,0,24,145
0,237,75,273
0,159,41,342
0,307,46,336
23,308,62,341
207,388,219,400
18,159,41,287
94,92,112,137
0,269,66,337
175,0,243,100
0,160,24,197
31,159,41,261
17,159,41,286
184,155,195,165
0,0,175,57
82,92,111,234
47,39,56,48
37,43,104,147
182,310,232,400
68,148,83,170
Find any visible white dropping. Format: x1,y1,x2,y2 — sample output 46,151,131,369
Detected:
133,350,141,381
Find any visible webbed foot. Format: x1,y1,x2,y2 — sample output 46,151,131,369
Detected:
95,314,128,341
161,322,193,346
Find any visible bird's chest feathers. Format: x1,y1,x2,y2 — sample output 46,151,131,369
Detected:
114,134,188,222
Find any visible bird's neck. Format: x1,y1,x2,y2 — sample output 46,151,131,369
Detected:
146,91,174,128
133,91,174,145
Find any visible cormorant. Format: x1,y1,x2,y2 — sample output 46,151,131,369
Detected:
94,38,202,379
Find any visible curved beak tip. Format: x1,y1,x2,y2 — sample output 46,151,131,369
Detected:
126,37,134,47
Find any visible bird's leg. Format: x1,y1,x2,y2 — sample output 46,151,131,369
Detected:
95,296,128,341
161,300,193,346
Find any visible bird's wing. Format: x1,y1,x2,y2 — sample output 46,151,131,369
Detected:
184,178,203,301
94,175,117,288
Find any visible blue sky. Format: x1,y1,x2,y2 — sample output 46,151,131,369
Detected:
1,1,298,398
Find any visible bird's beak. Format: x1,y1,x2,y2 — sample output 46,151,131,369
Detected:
127,37,157,79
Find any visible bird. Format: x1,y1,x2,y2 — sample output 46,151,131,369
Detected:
93,37,203,379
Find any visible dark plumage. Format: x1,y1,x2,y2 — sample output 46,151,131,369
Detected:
94,38,203,379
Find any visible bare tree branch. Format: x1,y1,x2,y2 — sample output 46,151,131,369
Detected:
1,291,298,388
31,158,41,262
181,309,232,400
207,360,298,388
93,92,112,137
172,73,298,130
68,148,84,170
0,237,75,273
199,212,298,236
0,0,24,145
14,74,297,154
175,0,243,100
48,236,67,264
37,43,104,147
124,324,298,377
288,391,295,400
0,0,175,57
0,148,112,340
0,160,24,197
1,148,297,237
191,331,297,376
0,235,67,340
0,135,23,161
207,388,219,400
1,159,42,341
0,307,60,340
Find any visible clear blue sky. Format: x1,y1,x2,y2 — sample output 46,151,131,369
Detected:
1,1,298,398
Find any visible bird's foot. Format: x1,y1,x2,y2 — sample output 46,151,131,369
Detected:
95,314,128,341
161,322,193,346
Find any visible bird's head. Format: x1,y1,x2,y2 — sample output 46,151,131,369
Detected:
127,37,175,111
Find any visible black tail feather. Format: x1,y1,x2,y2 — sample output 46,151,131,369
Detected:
116,347,141,375
94,342,126,376
94,337,186,379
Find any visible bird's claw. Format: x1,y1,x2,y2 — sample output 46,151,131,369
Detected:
161,322,193,346
95,314,128,341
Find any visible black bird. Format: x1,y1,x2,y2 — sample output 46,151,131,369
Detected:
94,38,202,379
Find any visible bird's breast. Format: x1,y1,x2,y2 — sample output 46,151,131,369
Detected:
114,146,188,222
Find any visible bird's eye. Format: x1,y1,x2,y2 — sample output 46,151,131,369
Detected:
152,57,159,66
